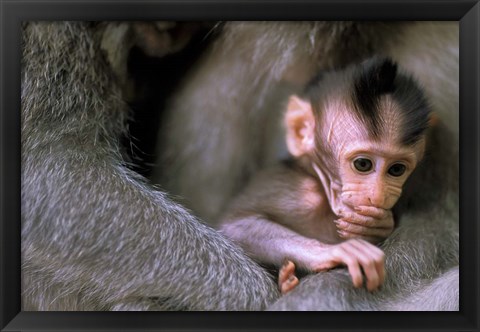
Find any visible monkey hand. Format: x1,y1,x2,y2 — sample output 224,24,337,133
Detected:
335,206,394,244
278,260,300,294
314,239,385,292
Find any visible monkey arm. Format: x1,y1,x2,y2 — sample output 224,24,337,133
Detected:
220,215,385,292
21,21,279,311
220,214,332,270
22,142,279,310
217,165,328,269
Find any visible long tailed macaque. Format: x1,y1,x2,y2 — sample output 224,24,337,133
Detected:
19,20,458,311
154,22,458,310
21,21,279,311
219,57,431,294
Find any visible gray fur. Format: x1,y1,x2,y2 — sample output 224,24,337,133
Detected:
386,267,459,311
21,21,279,311
154,21,459,310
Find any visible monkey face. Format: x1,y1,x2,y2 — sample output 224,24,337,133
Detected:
337,139,425,209
285,89,429,214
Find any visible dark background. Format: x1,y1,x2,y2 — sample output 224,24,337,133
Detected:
125,22,216,178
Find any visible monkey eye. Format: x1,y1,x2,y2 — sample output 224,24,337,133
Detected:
353,158,373,173
388,163,407,177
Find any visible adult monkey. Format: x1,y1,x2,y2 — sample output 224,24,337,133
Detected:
154,22,459,310
21,21,279,311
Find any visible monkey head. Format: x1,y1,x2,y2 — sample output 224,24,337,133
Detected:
285,57,431,215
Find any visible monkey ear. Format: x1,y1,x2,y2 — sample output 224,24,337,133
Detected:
285,95,316,157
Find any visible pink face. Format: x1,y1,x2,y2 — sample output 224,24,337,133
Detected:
337,139,425,209
316,98,426,211
285,94,427,213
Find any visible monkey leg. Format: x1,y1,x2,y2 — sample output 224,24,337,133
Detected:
278,260,300,294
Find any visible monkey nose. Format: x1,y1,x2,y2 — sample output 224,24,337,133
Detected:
368,192,386,208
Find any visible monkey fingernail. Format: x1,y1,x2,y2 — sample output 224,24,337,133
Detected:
335,220,348,228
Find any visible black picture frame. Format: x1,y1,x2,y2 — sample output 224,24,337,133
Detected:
1,0,478,331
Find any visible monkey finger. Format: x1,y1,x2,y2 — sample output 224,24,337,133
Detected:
339,212,377,226
355,208,394,230
355,206,391,219
336,220,370,233
342,241,382,291
355,241,385,286
330,245,363,288
377,261,386,286
347,240,386,288
341,211,393,230
336,220,389,236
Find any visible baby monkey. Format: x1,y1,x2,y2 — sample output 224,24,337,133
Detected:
219,57,432,294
